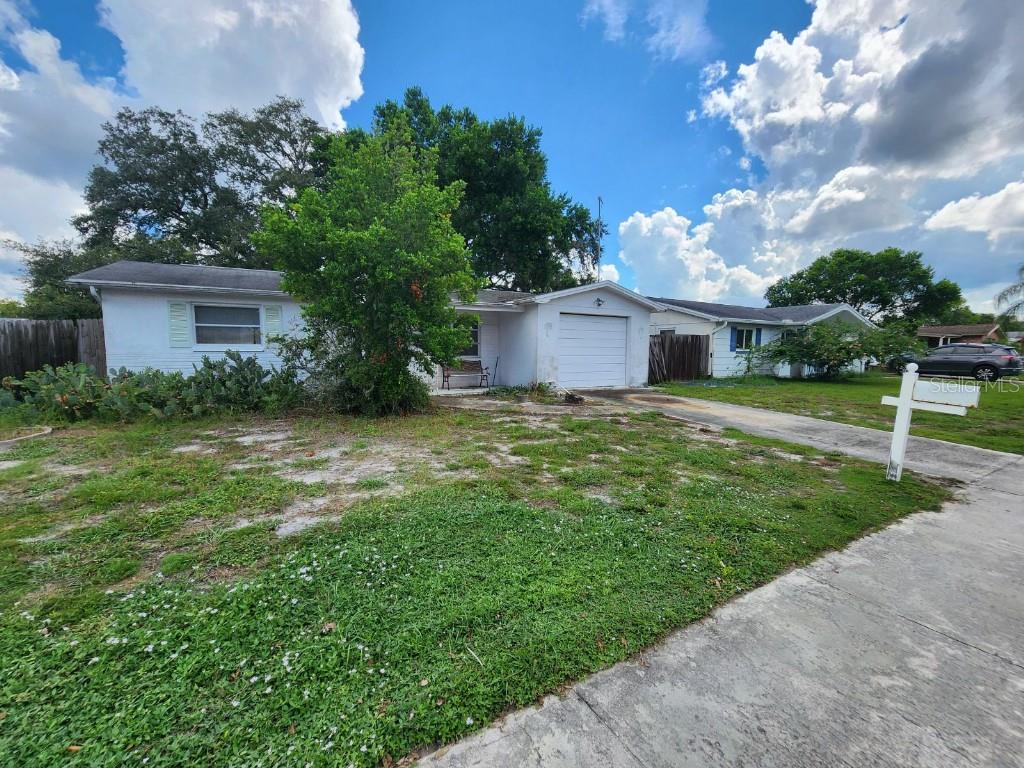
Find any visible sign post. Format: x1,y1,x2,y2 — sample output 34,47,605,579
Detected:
881,363,980,481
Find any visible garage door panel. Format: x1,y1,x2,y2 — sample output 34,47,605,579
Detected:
557,313,627,388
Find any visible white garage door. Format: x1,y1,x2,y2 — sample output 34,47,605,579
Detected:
557,313,627,388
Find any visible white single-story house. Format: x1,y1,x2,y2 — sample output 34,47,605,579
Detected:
67,261,660,389
648,297,874,378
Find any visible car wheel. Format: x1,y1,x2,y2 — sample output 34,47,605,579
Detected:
973,364,999,381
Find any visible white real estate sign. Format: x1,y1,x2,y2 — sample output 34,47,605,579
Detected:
881,363,981,481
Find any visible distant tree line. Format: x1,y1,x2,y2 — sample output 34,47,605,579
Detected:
765,247,1022,333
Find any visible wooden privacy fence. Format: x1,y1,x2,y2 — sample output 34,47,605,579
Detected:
0,319,106,380
648,333,709,383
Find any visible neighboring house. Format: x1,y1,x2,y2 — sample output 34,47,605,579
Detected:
1006,331,1024,347
648,298,874,378
917,323,1001,347
68,260,659,389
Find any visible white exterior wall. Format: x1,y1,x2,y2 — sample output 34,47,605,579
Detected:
648,309,716,336
100,284,652,388
711,323,783,377
495,308,538,387
100,288,303,375
535,287,650,387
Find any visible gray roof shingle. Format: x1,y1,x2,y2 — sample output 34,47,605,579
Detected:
475,288,534,304
916,323,1000,338
67,260,284,294
70,262,540,305
650,297,850,323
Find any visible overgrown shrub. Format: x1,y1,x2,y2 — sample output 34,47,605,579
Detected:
752,323,918,380
4,363,109,421
1,352,305,422
255,121,478,417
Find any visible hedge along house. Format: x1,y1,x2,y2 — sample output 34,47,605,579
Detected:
648,298,875,378
68,261,660,389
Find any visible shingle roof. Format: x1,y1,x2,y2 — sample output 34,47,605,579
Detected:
917,323,1000,338
651,297,849,323
67,260,284,294
476,288,534,304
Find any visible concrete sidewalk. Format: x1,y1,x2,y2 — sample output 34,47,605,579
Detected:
421,394,1024,767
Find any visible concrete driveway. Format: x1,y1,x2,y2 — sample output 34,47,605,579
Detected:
421,391,1024,767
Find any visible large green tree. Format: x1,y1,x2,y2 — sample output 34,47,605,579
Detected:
255,121,477,415
765,248,963,326
75,97,326,269
371,87,604,292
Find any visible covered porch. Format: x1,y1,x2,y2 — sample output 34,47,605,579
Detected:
431,303,528,391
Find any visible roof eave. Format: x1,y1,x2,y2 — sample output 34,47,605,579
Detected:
65,278,287,297
526,281,663,310
454,302,525,313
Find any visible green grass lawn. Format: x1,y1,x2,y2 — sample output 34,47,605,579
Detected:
659,372,1024,454
0,406,948,766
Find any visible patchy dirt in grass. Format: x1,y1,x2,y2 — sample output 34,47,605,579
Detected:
41,462,92,477
233,429,294,446
172,443,218,454
18,515,107,544
486,443,529,467
438,396,631,418
0,459,23,471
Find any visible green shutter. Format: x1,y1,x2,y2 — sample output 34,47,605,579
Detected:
168,301,191,347
263,304,283,340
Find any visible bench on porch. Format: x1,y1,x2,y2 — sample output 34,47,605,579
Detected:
442,359,490,389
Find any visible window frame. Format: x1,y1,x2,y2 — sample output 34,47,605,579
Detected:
459,320,481,359
734,327,756,352
192,302,264,350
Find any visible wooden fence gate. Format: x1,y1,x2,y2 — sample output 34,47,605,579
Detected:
0,319,106,379
648,333,709,383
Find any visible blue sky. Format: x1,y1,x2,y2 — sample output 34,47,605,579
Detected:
1,1,1022,312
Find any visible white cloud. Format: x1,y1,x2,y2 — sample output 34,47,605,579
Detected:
100,0,363,130
0,0,365,297
699,60,727,88
738,156,751,171
582,0,630,41
925,181,1024,244
685,108,697,124
645,0,711,61
618,207,776,302
598,262,621,282
583,0,711,61
783,165,915,238
622,0,1024,311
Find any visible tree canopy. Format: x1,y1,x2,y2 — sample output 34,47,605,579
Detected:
255,120,477,415
74,97,326,269
370,87,604,292
765,248,963,326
